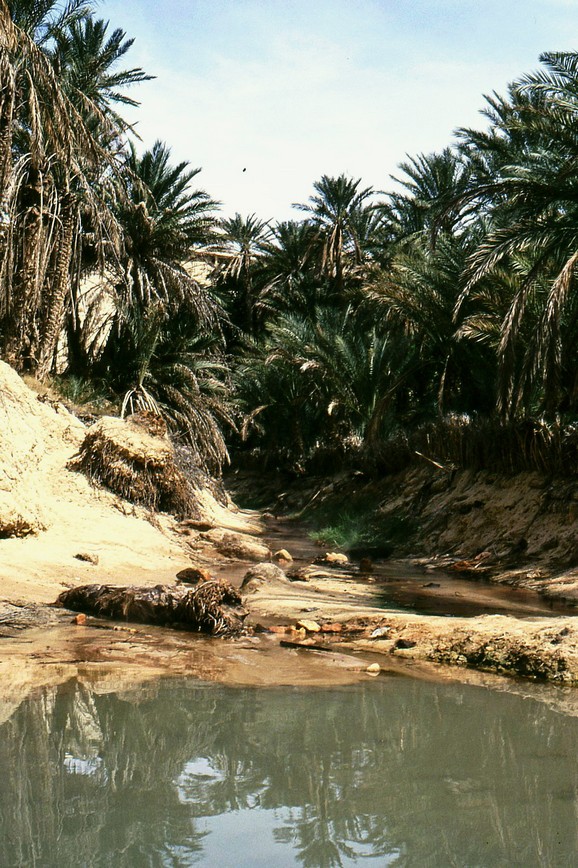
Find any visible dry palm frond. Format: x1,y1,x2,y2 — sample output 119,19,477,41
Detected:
120,384,160,418
56,578,247,635
68,415,197,517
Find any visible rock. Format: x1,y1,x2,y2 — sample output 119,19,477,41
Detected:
240,563,287,593
269,625,291,634
359,557,373,573
297,619,321,633
394,638,417,650
286,566,311,582
273,548,293,562
74,613,87,625
74,552,99,565
201,528,270,562
179,519,216,531
366,662,381,675
321,622,343,633
370,625,390,639
0,602,65,636
316,552,349,565
176,566,213,584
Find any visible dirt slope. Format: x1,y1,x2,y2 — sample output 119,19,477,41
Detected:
0,362,256,605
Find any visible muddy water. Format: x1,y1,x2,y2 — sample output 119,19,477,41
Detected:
2,674,578,867
2,524,578,864
251,519,576,619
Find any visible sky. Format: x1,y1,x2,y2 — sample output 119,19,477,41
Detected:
102,0,578,221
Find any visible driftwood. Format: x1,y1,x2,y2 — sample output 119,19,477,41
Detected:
56,579,247,636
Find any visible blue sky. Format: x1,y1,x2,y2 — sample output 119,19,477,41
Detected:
103,0,578,220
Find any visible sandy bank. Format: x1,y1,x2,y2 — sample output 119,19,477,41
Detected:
2,360,578,696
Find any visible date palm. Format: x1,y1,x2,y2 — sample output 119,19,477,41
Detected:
384,148,475,246
0,2,149,377
457,52,578,417
257,219,321,318
0,0,96,366
216,212,270,337
294,174,377,296
92,142,230,468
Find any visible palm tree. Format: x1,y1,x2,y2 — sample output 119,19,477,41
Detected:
0,0,97,366
0,2,150,377
235,306,412,468
90,142,230,469
50,16,153,129
114,140,219,313
257,219,321,318
216,212,270,337
294,174,378,297
384,148,475,246
368,228,497,419
112,305,233,475
456,52,578,418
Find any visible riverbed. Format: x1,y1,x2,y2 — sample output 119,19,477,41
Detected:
3,521,578,866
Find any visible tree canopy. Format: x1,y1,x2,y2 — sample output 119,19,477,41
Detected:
3,7,578,476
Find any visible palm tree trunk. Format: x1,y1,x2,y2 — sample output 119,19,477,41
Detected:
3,166,47,366
0,53,15,265
0,52,14,200
36,192,76,380
5,205,44,367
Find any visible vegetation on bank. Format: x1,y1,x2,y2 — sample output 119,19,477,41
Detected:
3,2,578,480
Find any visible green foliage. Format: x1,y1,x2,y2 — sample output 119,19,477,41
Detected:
308,510,380,551
50,373,112,412
305,493,416,554
6,14,578,483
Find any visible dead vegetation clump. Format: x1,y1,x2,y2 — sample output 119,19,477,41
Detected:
68,413,199,518
371,416,578,476
56,578,246,636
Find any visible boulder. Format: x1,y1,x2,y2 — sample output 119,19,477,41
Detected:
273,548,293,562
315,552,349,566
201,528,270,562
176,566,214,584
297,619,321,633
241,563,287,593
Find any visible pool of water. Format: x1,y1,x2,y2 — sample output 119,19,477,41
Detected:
2,674,578,866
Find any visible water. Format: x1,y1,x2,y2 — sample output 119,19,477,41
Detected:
1,675,578,867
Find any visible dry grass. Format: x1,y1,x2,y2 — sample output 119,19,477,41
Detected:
68,414,198,517
371,416,578,477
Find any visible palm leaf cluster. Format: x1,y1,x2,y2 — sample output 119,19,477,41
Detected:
223,52,578,471
5,9,578,479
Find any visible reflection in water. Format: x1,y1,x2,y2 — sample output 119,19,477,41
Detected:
0,676,578,866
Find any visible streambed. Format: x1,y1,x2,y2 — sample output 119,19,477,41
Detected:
2,523,578,865
257,519,576,619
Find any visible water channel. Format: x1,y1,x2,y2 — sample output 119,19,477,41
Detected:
3,521,578,866
1,673,578,867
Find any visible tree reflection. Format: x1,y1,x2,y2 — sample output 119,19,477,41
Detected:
0,676,577,866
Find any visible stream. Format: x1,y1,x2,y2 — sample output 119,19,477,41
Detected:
1,674,578,867
246,518,576,619
2,522,578,865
